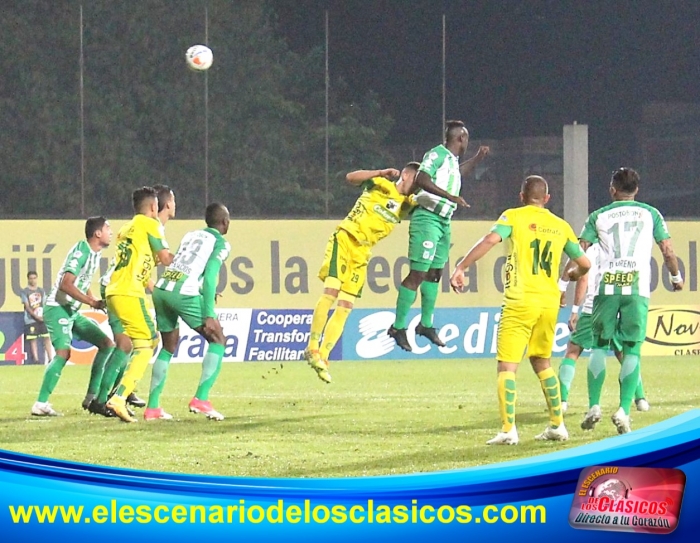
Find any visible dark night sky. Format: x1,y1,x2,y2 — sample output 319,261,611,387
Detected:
273,0,700,175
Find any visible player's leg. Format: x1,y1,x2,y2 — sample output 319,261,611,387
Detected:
613,344,649,411
487,305,534,445
389,209,438,351
70,314,115,409
191,316,227,420
416,219,449,347
40,329,53,364
107,296,158,423
32,306,74,416
308,231,343,356
559,312,592,408
528,307,568,441
611,296,649,434
94,309,132,414
145,289,180,420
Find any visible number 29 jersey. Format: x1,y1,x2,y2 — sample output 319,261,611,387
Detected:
491,205,583,308
580,200,669,298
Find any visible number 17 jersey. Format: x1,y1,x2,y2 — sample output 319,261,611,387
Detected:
491,205,583,308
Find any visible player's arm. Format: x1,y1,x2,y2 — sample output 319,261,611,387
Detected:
59,273,104,310
415,171,469,207
567,271,588,332
658,238,683,291
346,169,399,186
564,239,591,281
201,253,226,328
458,146,490,178
450,231,503,292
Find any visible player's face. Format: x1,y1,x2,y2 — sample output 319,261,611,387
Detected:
399,168,418,195
99,221,113,248
168,192,177,219
459,128,470,156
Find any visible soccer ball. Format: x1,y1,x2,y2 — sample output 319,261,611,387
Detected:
185,45,213,71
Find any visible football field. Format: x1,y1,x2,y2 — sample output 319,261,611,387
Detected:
0,357,696,478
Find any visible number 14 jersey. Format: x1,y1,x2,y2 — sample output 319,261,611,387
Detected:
491,205,583,308
580,200,670,298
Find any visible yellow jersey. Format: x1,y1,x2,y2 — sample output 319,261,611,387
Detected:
106,214,168,298
491,205,583,308
337,177,415,247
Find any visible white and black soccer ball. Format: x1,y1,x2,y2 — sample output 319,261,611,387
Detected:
186,45,213,71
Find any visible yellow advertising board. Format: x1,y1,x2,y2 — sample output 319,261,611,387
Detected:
643,306,700,357
0,219,698,311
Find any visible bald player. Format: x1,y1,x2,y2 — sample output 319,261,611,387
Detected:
451,176,590,445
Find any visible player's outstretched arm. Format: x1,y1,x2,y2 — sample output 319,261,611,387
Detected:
346,169,399,186
415,171,469,207
459,146,490,178
156,249,174,267
59,273,104,310
658,238,684,290
450,232,502,292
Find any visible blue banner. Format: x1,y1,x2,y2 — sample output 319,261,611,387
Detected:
2,411,700,541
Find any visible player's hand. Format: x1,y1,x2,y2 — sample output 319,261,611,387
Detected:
568,312,579,332
380,168,400,179
450,195,470,208
672,279,684,291
559,291,567,308
476,146,490,160
450,268,465,293
203,317,219,336
90,298,107,311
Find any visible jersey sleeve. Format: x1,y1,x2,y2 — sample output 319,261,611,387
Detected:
201,239,231,319
20,289,28,304
147,220,168,252
579,212,599,244
418,148,445,178
64,241,90,276
651,208,671,243
490,209,513,240
562,222,584,258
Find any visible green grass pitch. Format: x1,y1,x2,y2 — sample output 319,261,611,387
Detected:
0,357,696,478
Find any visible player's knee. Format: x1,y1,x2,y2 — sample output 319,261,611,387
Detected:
100,337,115,350
115,333,132,354
402,269,427,289
426,267,443,282
56,348,71,361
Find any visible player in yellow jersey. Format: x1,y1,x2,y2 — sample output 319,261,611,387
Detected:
304,162,420,383
105,186,174,422
450,176,590,444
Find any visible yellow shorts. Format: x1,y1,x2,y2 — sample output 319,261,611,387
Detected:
107,295,157,342
318,229,369,297
496,304,559,362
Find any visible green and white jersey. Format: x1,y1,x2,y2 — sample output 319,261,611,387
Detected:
155,227,230,315
414,144,461,219
99,258,115,297
45,240,102,312
580,201,670,298
581,244,600,314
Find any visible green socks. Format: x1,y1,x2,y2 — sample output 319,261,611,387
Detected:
97,348,130,403
587,349,607,408
86,346,115,396
394,285,418,329
419,281,439,327
147,349,173,408
619,354,641,415
558,357,577,402
194,343,226,401
37,355,68,402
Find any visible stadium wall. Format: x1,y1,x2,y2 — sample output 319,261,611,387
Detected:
0,220,698,364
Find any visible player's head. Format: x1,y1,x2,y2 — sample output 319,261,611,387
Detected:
445,120,469,157
153,184,176,221
610,167,639,200
132,186,159,217
85,216,112,248
397,161,421,195
520,175,550,206
205,202,230,235
27,270,38,287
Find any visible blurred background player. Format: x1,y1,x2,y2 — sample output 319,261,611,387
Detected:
305,163,419,383
20,270,52,365
145,203,231,421
576,167,682,434
451,176,590,445
103,187,174,422
31,217,115,416
557,244,649,417
388,120,489,351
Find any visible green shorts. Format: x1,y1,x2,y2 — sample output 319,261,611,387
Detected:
570,312,594,350
152,288,206,333
592,294,649,354
43,304,109,351
407,207,451,272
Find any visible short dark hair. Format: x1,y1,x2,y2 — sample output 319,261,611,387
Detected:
152,184,174,212
85,216,108,239
403,161,420,172
205,202,228,227
27,271,37,278
445,120,466,142
132,186,158,213
611,168,639,194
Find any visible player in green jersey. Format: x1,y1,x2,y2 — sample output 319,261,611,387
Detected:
31,217,116,416
388,120,489,351
145,203,231,421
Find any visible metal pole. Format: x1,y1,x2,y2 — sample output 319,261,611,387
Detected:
79,4,85,216
442,13,446,134
204,1,210,206
325,11,330,217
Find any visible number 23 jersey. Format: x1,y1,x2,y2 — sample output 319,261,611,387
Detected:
491,205,582,308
